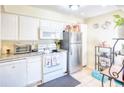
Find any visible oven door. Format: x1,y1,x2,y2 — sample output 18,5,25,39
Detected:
43,53,63,74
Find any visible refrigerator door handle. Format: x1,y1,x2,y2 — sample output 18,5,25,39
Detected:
69,48,72,55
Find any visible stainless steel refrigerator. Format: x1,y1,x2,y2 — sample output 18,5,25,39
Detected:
61,32,82,74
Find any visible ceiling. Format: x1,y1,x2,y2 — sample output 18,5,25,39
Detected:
31,5,124,19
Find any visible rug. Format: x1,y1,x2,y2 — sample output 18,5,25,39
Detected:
91,70,108,82
38,75,81,87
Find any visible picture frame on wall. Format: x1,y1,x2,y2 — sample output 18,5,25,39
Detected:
93,23,99,29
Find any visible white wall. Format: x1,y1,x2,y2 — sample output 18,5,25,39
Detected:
0,6,1,56
85,10,124,69
80,24,88,66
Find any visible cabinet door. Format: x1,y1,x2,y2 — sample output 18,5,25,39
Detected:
0,59,27,87
56,32,63,40
55,23,64,40
27,56,42,84
1,13,18,40
59,52,67,72
19,16,39,40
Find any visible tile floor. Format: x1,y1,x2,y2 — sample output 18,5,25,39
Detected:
71,67,116,87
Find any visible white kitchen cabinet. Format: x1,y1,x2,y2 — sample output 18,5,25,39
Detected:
1,13,18,40
0,59,27,87
26,56,42,85
59,51,67,72
55,23,65,40
19,16,39,40
56,32,63,40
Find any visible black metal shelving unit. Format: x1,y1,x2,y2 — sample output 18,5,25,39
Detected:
101,38,124,87
109,38,124,79
95,46,112,71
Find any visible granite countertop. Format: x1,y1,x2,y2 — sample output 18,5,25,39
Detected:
0,49,67,63
0,52,43,62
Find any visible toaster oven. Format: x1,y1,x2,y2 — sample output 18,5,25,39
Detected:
14,44,31,54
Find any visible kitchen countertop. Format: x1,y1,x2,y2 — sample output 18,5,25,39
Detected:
0,52,43,62
0,49,67,63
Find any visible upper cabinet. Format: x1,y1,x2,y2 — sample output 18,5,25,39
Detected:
40,20,65,40
19,16,39,40
55,22,65,40
1,13,18,40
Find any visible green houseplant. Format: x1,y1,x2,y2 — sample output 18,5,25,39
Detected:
114,15,124,38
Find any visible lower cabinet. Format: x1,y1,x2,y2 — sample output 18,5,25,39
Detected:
0,59,27,87
0,56,42,87
59,51,67,73
26,56,42,85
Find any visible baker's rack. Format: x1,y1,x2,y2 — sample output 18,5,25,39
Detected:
109,38,124,79
95,46,112,71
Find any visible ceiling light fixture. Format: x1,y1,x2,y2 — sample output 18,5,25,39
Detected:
69,5,80,10
81,12,85,16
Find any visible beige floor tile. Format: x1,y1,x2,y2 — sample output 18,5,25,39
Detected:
73,67,121,87
76,84,85,87
71,72,88,80
82,74,95,82
84,79,101,87
71,67,103,87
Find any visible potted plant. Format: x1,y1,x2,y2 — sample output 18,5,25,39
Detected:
55,39,61,49
114,15,124,38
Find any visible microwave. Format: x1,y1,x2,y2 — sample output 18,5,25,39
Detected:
14,44,31,54
40,31,56,39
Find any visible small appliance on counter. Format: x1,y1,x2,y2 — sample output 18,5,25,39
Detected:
14,44,32,54
31,49,38,52
31,43,38,52
6,49,11,55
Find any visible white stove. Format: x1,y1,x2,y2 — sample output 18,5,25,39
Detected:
38,43,57,54
38,43,66,83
